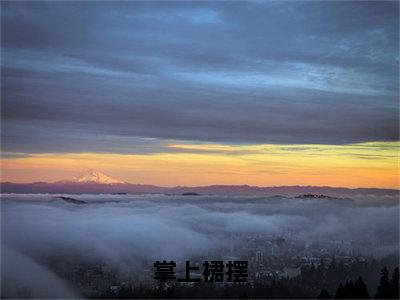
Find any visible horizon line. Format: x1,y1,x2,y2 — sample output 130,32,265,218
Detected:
1,181,399,191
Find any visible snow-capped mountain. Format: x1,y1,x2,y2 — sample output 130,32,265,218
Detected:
70,170,125,184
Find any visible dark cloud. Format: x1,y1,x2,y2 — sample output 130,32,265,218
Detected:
1,1,398,153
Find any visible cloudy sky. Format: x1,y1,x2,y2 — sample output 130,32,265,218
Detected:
1,1,399,187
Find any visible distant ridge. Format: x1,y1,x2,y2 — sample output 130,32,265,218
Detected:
1,176,398,198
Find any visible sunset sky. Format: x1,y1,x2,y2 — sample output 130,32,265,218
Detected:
1,1,399,188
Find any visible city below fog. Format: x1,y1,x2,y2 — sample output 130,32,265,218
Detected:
1,193,399,298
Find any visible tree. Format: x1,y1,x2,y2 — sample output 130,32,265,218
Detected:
391,267,399,299
334,277,370,299
354,277,370,299
318,289,331,299
335,283,345,299
375,267,391,299
118,284,133,299
345,280,356,298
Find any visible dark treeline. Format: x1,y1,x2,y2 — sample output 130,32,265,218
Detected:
299,256,396,295
325,266,399,299
100,280,315,299
96,262,399,299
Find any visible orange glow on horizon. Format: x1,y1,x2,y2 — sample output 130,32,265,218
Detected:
1,141,399,189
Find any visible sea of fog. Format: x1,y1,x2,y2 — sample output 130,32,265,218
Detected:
1,193,399,297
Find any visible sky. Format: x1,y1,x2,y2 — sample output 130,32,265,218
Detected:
1,1,399,187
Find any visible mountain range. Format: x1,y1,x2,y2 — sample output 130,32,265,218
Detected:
1,170,398,197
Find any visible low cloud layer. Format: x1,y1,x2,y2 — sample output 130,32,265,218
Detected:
2,194,398,296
